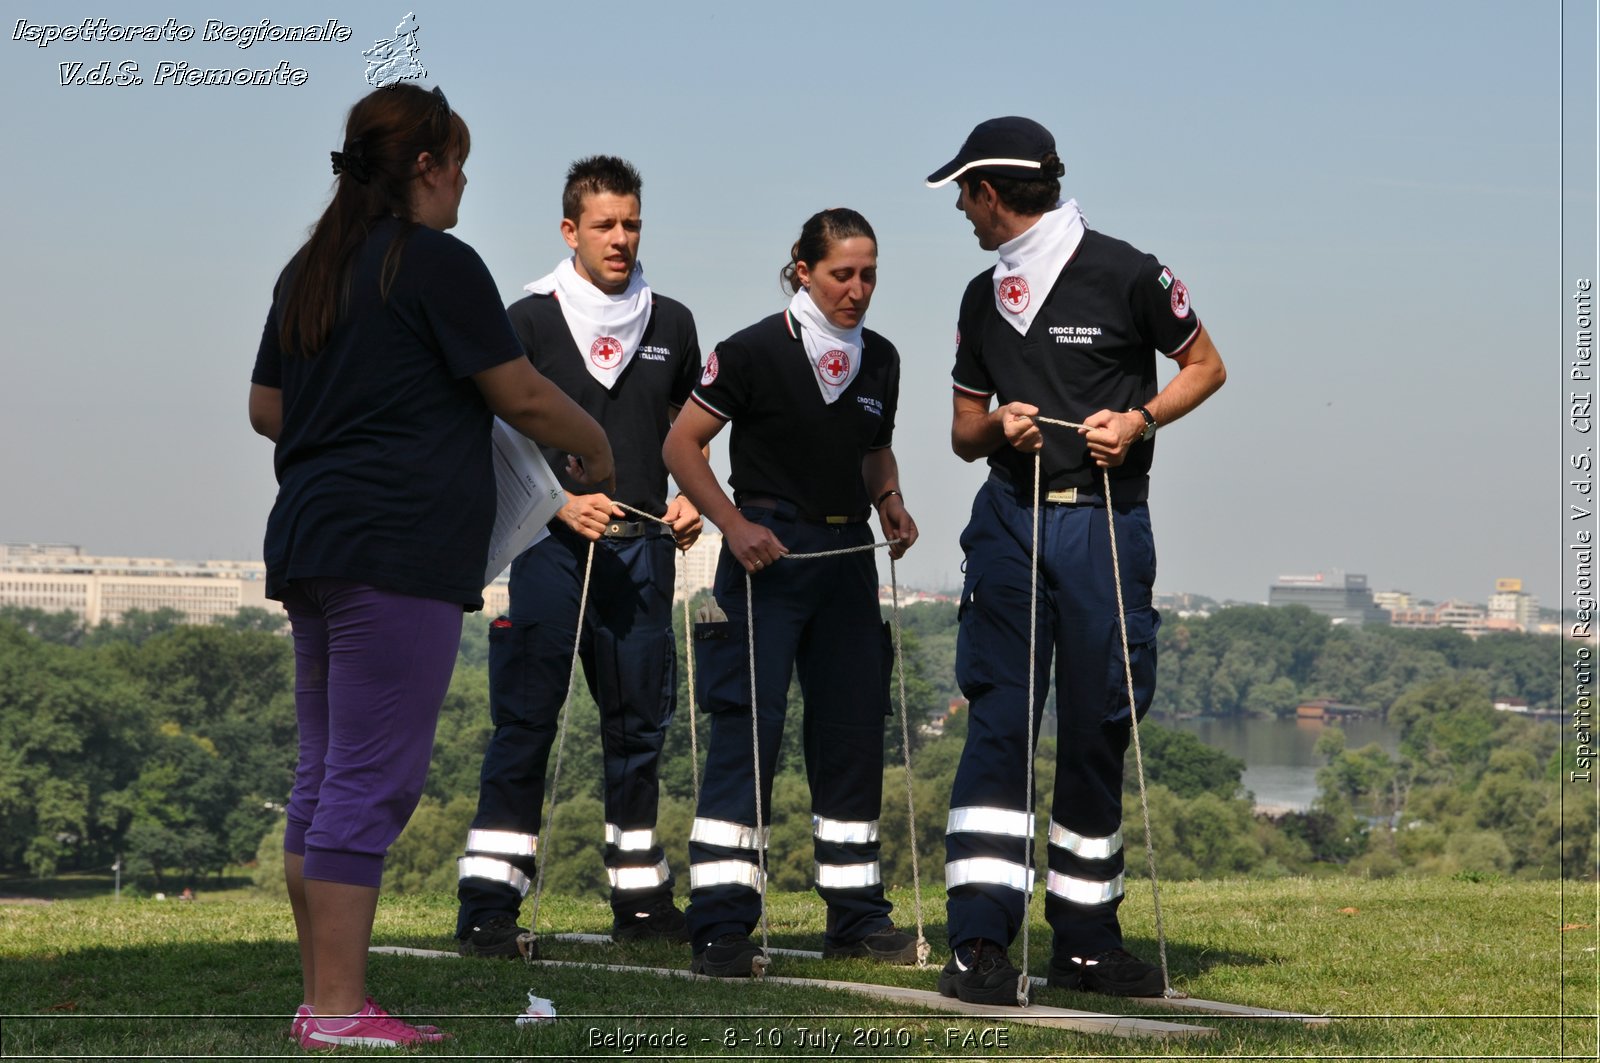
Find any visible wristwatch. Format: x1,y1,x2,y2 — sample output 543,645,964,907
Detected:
1130,405,1157,442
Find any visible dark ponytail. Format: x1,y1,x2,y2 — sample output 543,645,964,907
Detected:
278,83,470,356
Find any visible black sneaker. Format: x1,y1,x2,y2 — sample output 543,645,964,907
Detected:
690,932,765,977
936,939,1024,1006
1070,947,1164,996
822,924,919,965
457,915,534,960
1045,952,1083,990
612,901,689,943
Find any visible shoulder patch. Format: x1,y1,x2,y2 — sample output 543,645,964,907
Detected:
1170,279,1190,319
700,351,719,386
1158,267,1173,290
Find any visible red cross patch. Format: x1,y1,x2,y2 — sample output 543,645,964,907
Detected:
590,335,624,369
998,275,1030,314
700,351,719,386
1170,280,1190,319
816,349,851,386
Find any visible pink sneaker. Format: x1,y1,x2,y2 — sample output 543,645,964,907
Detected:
366,998,441,1038
289,1003,312,1040
298,999,446,1049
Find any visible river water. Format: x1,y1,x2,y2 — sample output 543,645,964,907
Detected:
1169,716,1403,812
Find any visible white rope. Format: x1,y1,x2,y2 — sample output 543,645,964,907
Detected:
614,501,925,970
743,571,771,978
889,555,931,966
683,597,701,804
1035,415,1172,996
1017,454,1041,1007
743,537,918,973
524,539,596,961
613,501,702,805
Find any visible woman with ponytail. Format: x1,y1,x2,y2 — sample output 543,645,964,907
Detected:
663,208,920,978
248,83,612,1049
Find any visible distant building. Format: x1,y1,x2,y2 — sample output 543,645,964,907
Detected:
1267,571,1390,626
483,575,509,618
1372,590,1413,615
1155,591,1216,618
0,541,270,627
673,530,722,603
878,586,956,607
1389,599,1489,636
1486,577,1539,632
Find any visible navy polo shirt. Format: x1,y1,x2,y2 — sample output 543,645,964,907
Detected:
952,228,1201,491
252,218,525,608
505,292,700,517
692,309,898,520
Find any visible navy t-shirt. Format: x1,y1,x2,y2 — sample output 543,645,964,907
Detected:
505,291,700,517
951,228,1201,490
252,218,525,608
691,309,898,520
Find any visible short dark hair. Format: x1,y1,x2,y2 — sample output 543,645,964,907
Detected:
960,155,1061,218
562,155,642,222
781,208,877,294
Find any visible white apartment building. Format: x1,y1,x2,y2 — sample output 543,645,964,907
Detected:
0,542,270,627
3,530,730,629
673,531,721,603
1486,577,1539,632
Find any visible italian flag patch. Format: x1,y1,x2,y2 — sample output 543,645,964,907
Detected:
1158,268,1173,289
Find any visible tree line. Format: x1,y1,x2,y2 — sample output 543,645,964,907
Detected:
0,600,1588,896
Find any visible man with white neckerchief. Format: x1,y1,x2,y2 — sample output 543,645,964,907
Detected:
453,156,703,958
926,117,1227,1004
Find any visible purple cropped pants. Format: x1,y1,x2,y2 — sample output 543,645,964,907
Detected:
282,578,463,888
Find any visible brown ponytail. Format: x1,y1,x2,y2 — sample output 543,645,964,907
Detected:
278,84,470,357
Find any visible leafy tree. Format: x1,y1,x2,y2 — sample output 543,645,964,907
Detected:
211,606,287,634
1388,679,1497,786
0,605,86,646
1126,724,1245,799
386,795,476,895
0,620,149,875
82,607,187,648
252,817,288,897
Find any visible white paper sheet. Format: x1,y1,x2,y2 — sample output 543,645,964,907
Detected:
484,417,565,587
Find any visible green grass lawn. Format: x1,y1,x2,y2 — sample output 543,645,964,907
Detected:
0,877,1594,1059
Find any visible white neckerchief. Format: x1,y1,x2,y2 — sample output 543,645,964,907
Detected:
787,286,863,404
523,257,652,390
991,198,1085,335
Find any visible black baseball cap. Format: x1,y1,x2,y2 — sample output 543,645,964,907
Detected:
925,116,1064,188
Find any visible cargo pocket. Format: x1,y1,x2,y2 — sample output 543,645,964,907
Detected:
592,624,676,734
693,619,750,715
876,620,895,716
954,575,998,699
1105,605,1160,723
487,617,530,728
487,617,568,727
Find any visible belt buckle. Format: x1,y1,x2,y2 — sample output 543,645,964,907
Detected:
1045,488,1078,504
825,515,850,525
604,521,633,538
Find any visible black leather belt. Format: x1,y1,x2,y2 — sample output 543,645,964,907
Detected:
738,496,869,525
989,472,1149,507
602,520,648,539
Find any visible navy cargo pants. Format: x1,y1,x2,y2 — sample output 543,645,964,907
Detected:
455,521,678,936
945,476,1159,960
685,503,896,951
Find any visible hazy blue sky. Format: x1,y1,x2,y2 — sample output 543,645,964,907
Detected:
1,1,1590,607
